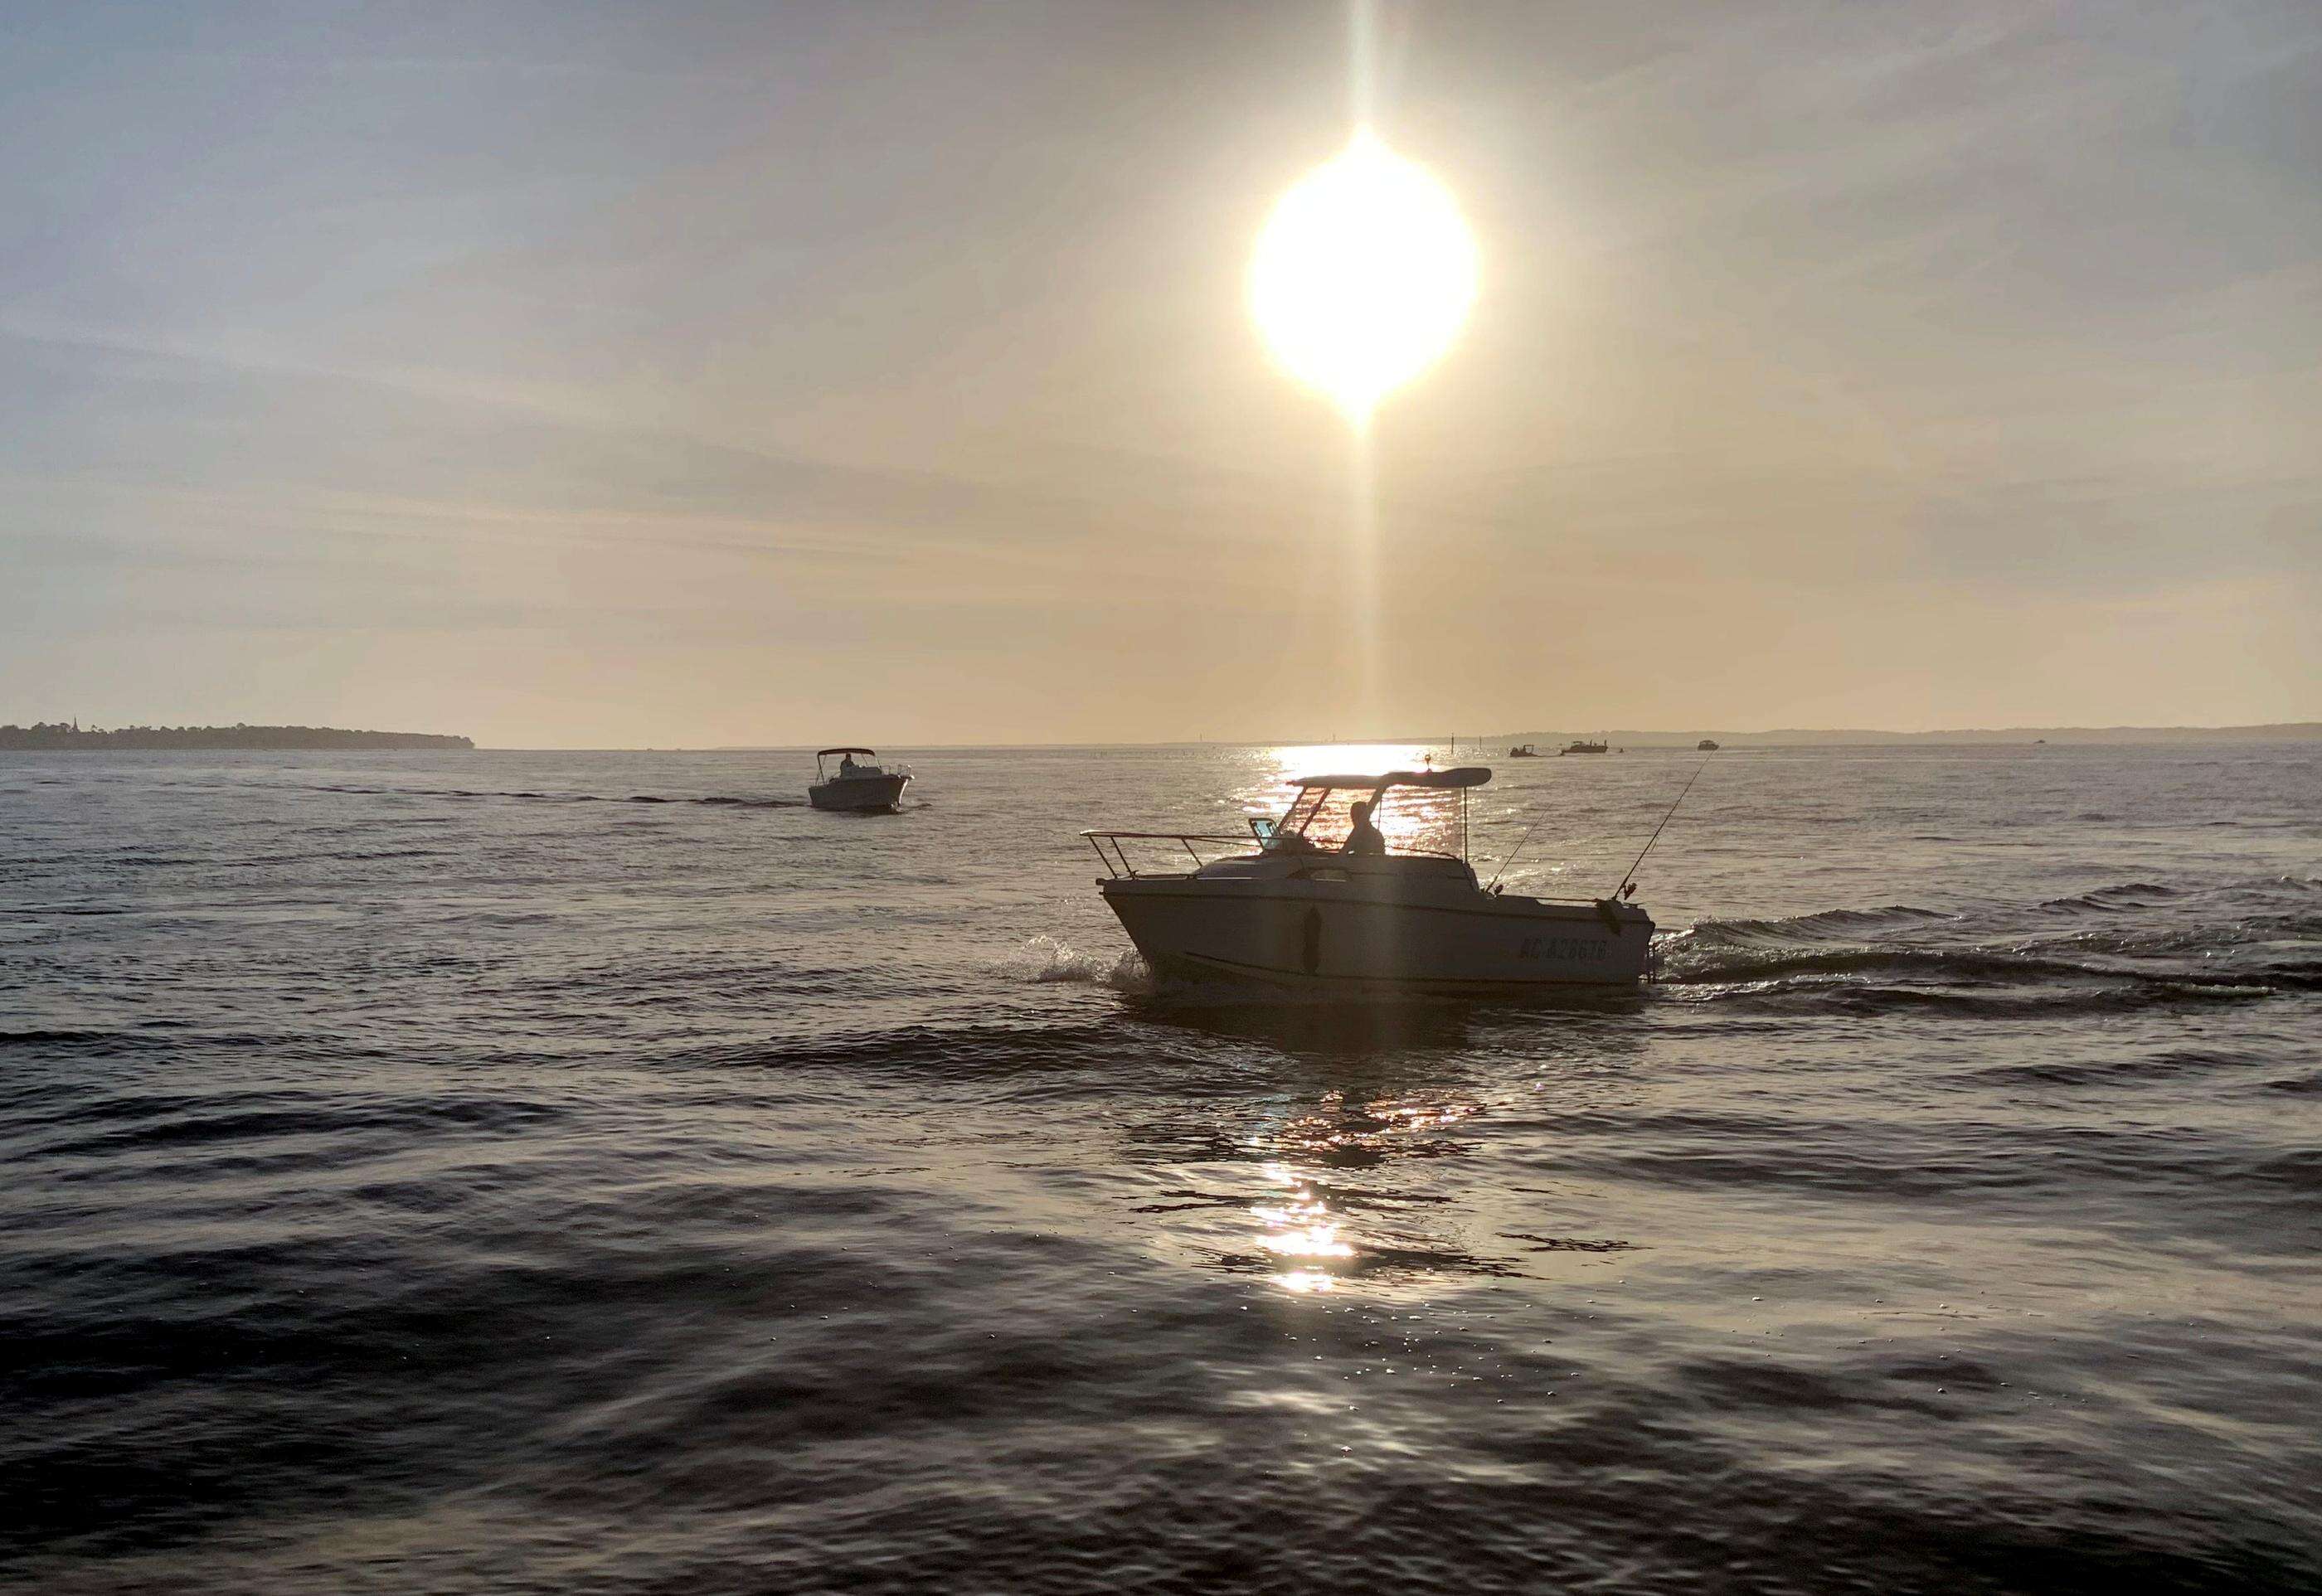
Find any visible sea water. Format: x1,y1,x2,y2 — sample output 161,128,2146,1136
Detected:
2,743,2317,1591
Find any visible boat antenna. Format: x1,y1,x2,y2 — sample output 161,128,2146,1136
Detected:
1614,752,1712,898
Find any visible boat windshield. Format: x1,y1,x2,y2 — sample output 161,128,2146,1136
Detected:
1265,783,1466,858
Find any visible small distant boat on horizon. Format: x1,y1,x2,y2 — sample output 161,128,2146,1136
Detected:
1508,743,1537,758
1698,739,1720,751
808,746,911,812
1562,738,1609,755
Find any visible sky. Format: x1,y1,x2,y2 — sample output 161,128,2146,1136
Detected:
2,0,2316,747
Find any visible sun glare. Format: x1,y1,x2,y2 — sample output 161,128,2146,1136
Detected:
1248,128,1479,424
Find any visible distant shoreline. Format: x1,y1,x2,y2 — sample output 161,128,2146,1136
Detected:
0,724,474,751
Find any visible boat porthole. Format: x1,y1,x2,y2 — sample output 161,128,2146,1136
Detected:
1301,907,1323,975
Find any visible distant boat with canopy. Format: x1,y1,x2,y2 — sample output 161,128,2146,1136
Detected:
808,748,911,812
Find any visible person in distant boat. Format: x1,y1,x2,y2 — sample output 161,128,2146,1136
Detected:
839,754,858,776
1343,798,1387,856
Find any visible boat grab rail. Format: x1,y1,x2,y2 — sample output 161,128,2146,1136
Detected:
1081,830,1254,879
1081,830,1472,880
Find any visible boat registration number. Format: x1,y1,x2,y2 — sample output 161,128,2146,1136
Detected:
1518,935,1610,963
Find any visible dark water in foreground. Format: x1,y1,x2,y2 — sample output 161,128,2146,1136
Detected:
3,743,2318,1594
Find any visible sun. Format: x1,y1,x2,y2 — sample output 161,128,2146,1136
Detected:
1248,128,1479,424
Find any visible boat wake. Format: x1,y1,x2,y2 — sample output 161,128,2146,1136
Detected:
292,783,804,808
1008,935,1151,992
1659,876,2321,1011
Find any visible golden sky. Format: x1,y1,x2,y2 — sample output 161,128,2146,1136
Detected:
2,2,2315,745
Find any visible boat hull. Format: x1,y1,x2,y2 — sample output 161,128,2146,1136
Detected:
809,774,911,811
1100,876,1652,996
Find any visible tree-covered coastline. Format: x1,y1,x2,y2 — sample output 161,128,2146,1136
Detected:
0,723,474,750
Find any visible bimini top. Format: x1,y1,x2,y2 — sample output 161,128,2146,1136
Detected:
1292,766,1492,791
816,746,877,758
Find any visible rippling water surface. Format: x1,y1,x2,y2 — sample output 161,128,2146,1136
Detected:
4,743,2318,1593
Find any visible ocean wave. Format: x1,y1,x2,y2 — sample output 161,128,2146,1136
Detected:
1973,1046,2262,1089
1659,881,2315,1007
1678,905,1955,952
1667,940,2296,987
678,1020,1149,1080
289,782,803,808
2038,881,2184,913
1690,979,2281,1019
0,1028,119,1049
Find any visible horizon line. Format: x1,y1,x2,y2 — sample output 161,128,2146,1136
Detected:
542,720,2322,752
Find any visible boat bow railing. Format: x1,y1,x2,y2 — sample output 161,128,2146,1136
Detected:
1081,830,1256,880
1082,830,1478,880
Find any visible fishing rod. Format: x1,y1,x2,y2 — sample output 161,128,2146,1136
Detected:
1613,750,1713,899
1486,815,1547,893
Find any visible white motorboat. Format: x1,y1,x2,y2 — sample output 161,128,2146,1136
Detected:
1085,766,1654,997
808,746,911,812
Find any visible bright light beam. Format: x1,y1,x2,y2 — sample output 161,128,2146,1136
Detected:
1248,0,1481,735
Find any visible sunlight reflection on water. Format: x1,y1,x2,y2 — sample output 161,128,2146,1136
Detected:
1238,1090,1492,1297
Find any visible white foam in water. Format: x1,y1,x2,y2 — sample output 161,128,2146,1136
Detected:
1010,934,1150,991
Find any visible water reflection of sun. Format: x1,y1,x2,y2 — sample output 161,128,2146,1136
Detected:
1254,1162,1353,1293
1247,1094,1482,1295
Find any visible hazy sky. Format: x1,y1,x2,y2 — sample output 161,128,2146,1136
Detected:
4,1,2316,745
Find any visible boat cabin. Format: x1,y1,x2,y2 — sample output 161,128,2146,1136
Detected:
1085,766,1491,882
815,746,885,781
1259,767,1487,853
